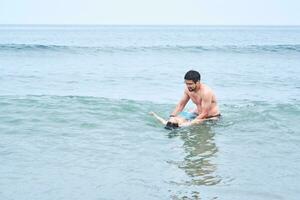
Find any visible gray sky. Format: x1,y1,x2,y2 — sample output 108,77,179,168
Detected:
1,0,299,25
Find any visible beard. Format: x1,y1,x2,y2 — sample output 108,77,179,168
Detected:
188,87,195,92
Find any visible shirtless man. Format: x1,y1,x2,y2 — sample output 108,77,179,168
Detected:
150,70,220,128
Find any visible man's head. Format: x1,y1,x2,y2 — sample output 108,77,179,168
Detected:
184,70,201,92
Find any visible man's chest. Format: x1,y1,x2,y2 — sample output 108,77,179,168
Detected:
189,93,202,105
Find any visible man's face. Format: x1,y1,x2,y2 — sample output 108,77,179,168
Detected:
185,80,197,92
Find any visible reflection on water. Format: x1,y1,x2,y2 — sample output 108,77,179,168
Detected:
168,122,221,199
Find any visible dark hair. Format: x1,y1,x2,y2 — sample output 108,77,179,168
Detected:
165,121,179,130
184,70,201,83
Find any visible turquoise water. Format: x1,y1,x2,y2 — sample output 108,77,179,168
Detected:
0,25,300,199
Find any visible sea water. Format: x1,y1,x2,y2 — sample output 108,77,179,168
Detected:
0,25,299,200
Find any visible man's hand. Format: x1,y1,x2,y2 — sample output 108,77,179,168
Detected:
169,114,176,120
190,118,205,125
168,116,177,124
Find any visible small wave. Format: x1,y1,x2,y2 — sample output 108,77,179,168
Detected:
1,44,300,54
0,44,74,52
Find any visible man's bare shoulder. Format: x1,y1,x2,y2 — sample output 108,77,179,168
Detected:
201,84,214,97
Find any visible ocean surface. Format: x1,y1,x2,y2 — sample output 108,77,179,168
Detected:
0,25,299,200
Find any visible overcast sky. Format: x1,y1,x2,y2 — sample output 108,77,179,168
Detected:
1,0,299,25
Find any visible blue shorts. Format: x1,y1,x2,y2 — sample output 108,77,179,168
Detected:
179,111,198,120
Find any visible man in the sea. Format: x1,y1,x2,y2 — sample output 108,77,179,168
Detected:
149,70,220,128
167,70,221,127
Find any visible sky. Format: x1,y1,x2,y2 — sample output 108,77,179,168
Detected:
0,0,299,25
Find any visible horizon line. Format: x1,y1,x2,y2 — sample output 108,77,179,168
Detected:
0,24,300,27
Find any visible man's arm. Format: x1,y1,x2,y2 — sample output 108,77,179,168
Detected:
196,93,212,119
170,91,190,117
